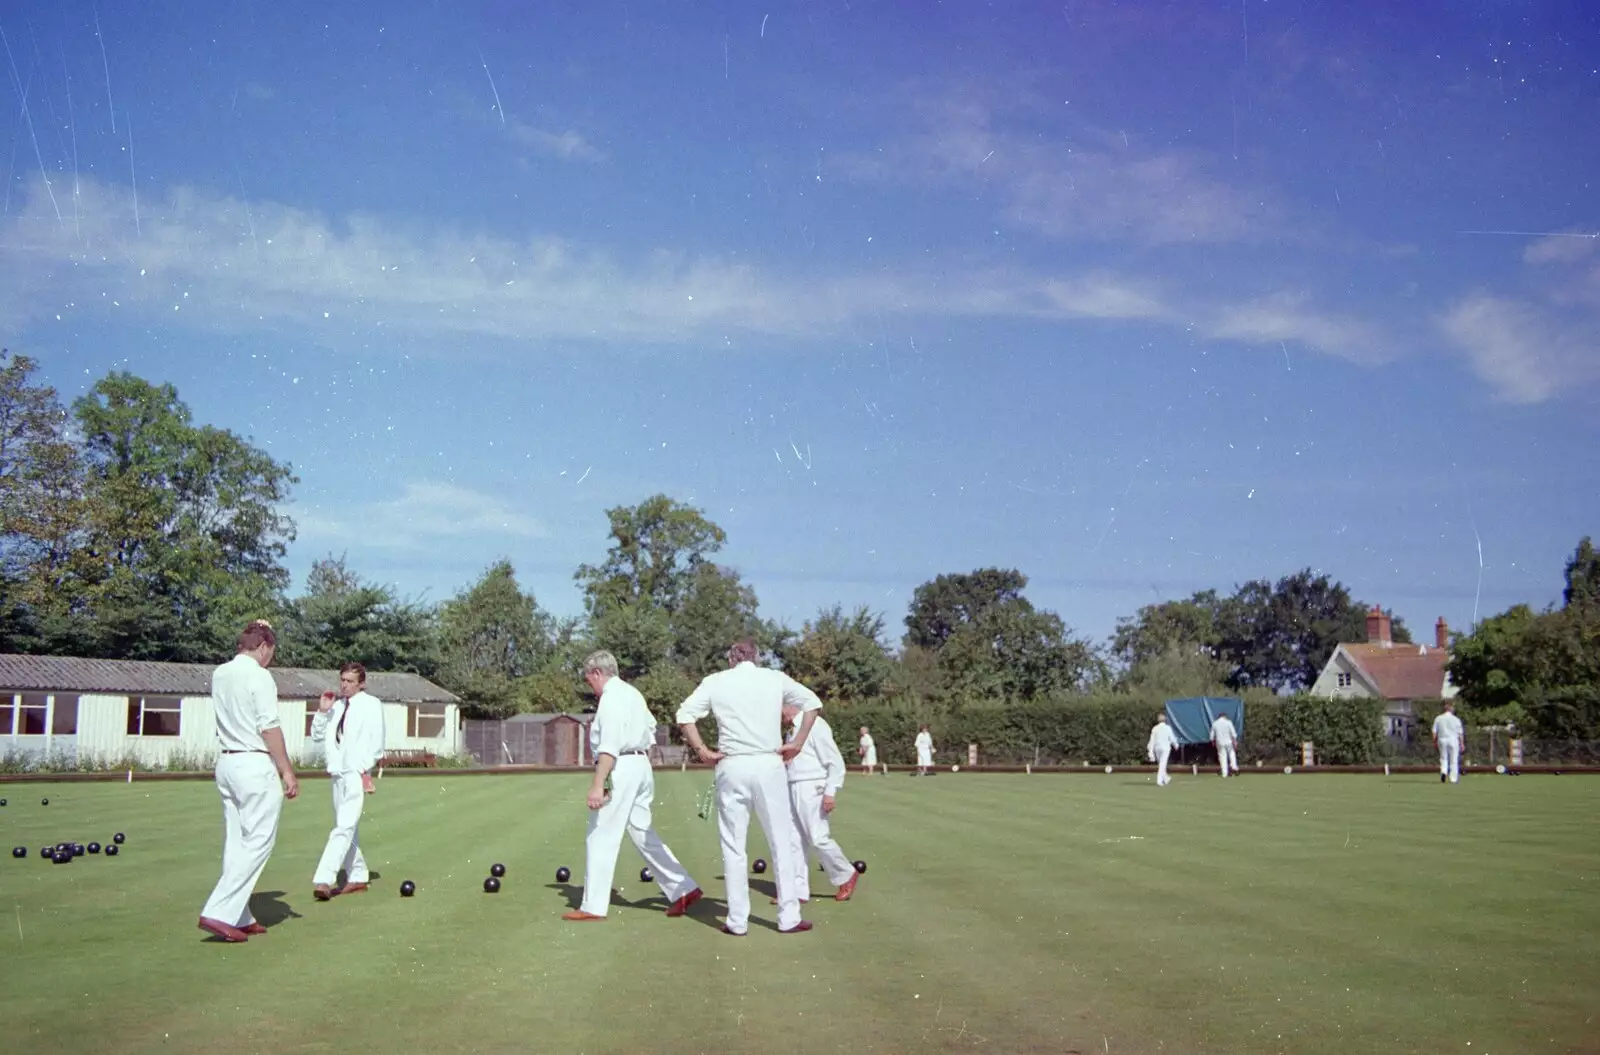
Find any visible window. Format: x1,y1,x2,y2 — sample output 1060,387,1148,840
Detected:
0,700,11,735
19,693,48,735
1336,672,1352,689
51,695,79,735
407,704,446,739
126,697,182,737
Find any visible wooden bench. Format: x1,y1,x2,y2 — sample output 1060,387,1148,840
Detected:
381,749,438,769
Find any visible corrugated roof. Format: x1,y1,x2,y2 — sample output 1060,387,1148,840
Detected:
1341,643,1451,700
0,653,458,705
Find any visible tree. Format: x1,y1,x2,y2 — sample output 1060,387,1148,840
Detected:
1213,570,1409,693
575,494,728,617
1110,591,1223,669
669,562,766,676
278,556,438,676
1562,536,1600,612
903,568,1028,651
778,606,896,703
1447,604,1539,711
937,604,1103,700
436,559,552,719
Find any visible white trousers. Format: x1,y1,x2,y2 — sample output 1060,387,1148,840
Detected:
201,752,283,927
313,772,369,886
581,756,696,917
1439,740,1461,782
785,781,855,898
862,750,877,770
916,749,933,769
1217,743,1237,777
1154,747,1172,785
715,754,805,934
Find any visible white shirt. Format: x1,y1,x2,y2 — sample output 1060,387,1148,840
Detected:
1432,712,1464,744
1148,721,1177,756
786,714,846,794
859,732,875,757
1210,715,1237,747
591,677,658,758
915,730,934,755
675,661,821,756
309,691,386,775
211,653,281,753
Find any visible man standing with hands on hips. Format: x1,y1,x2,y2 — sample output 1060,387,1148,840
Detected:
677,639,822,937
779,700,859,904
310,662,386,900
198,620,298,943
564,650,702,923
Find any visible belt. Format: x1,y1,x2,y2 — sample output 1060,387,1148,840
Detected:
222,749,268,755
617,749,648,756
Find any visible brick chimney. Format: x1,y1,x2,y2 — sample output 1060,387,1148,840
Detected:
1436,617,1450,650
1365,605,1393,647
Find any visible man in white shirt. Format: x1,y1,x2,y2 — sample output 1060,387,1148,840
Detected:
310,662,386,900
198,620,299,943
677,639,821,937
914,725,935,775
1147,713,1178,786
1210,712,1239,778
566,651,702,922
1432,701,1465,784
778,703,859,903
858,727,877,776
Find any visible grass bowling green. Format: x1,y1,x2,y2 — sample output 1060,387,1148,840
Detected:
1,770,1596,1054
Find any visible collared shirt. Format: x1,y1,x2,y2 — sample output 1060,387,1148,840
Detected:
859,732,875,755
1148,721,1177,754
675,661,821,756
309,690,386,775
1432,712,1464,743
915,731,933,753
212,653,281,753
1211,716,1237,746
786,714,846,794
591,677,658,758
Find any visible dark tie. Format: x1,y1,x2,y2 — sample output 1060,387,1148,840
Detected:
335,698,349,745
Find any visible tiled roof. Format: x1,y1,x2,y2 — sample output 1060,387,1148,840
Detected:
0,653,458,705
1342,643,1451,700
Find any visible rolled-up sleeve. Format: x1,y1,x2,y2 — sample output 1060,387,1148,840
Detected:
675,682,713,725
253,671,281,732
780,675,822,712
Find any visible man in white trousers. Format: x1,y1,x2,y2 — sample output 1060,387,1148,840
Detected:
198,620,299,943
858,726,877,776
310,662,386,900
1211,711,1239,778
565,651,703,922
777,702,859,904
1433,701,1465,784
914,724,935,775
677,639,822,937
1147,713,1177,786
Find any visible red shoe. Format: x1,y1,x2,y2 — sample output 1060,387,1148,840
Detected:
313,884,333,901
240,923,268,935
198,916,248,942
779,920,813,934
720,923,747,936
562,910,606,922
665,888,703,918
835,874,859,901
337,882,370,896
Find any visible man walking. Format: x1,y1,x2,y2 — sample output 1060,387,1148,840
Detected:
310,662,386,901
1433,701,1465,784
858,726,877,776
1210,711,1239,778
676,639,821,937
566,651,702,922
779,702,859,904
914,724,935,776
198,620,298,943
1147,713,1177,786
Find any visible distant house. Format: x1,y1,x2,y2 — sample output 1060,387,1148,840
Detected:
1308,608,1458,740
0,654,461,768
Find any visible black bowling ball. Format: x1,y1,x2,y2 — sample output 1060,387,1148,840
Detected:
555,866,570,883
88,842,102,854
853,859,868,874
639,867,654,883
11,847,24,859
104,845,119,857
490,863,506,878
483,877,501,894
752,858,767,875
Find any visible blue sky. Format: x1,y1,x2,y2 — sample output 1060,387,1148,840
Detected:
3,0,1596,649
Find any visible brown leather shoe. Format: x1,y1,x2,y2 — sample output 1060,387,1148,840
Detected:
835,874,859,901
337,882,370,896
561,910,606,922
313,884,334,901
665,888,703,917
240,923,268,935
779,920,814,934
198,916,248,942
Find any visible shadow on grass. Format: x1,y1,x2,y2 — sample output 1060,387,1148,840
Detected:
544,882,741,931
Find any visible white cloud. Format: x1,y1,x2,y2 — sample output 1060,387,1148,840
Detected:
296,481,546,552
1202,292,1390,365
1439,293,1600,405
508,121,604,162
1522,232,1598,266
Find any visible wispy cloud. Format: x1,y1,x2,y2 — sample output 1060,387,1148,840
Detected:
296,481,546,552
507,121,604,162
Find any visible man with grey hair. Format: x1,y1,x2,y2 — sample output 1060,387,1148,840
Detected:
677,639,822,936
564,650,702,922
778,700,859,903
